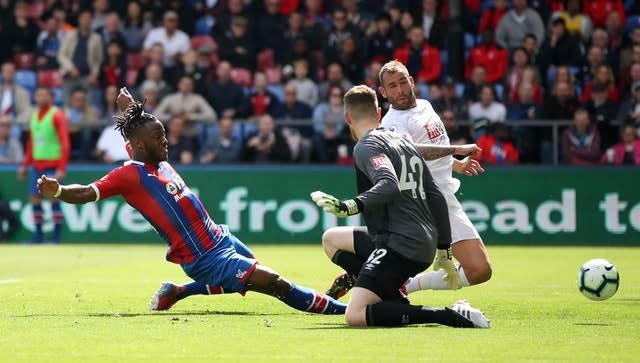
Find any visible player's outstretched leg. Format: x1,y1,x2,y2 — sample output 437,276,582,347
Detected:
149,281,224,311
246,264,346,314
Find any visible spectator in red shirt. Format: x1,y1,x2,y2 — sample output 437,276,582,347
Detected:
99,40,126,88
582,0,625,30
464,29,509,84
476,123,519,166
478,0,507,33
249,71,281,117
393,26,442,84
580,64,620,104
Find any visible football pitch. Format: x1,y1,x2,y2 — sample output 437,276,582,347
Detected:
1,244,639,363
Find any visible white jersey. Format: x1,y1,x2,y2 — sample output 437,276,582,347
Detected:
381,99,457,193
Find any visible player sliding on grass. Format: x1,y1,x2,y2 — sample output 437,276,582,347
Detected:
323,60,492,299
36,88,346,315
311,85,489,327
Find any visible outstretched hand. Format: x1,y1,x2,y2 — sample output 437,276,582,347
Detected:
453,157,485,176
116,87,135,112
36,175,60,198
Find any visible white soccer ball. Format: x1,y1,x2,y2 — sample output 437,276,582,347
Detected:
577,259,619,301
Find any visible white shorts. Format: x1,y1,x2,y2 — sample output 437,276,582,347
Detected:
438,178,481,244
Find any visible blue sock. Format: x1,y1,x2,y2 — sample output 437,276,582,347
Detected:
176,281,222,300
281,283,346,315
51,202,63,242
32,203,43,242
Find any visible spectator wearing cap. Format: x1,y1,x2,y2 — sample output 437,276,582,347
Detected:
366,12,395,64
58,9,104,107
464,29,509,84
561,108,601,165
584,82,618,149
495,0,545,52
539,17,582,81
219,16,256,69
142,10,190,68
617,82,640,128
393,26,442,85
206,61,250,119
432,77,467,120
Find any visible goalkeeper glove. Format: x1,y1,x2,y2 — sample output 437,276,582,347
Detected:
433,248,462,290
310,191,360,218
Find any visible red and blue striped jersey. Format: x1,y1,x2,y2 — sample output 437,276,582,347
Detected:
90,160,227,265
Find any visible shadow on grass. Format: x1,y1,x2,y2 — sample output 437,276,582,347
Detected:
574,323,613,326
301,322,441,330
10,310,292,318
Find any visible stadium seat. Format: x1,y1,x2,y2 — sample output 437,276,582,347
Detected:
51,87,64,106
126,52,146,70
14,52,34,70
37,70,64,88
626,15,640,35
126,69,139,87
15,70,37,94
495,83,504,101
195,16,215,36
257,49,275,71
191,35,218,52
267,84,285,102
417,83,430,100
264,66,282,85
230,67,253,88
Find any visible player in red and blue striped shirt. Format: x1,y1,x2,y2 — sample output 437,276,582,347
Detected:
36,90,345,315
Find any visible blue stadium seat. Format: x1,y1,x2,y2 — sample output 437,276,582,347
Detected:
51,87,64,106
456,83,465,98
15,70,36,94
495,84,504,101
418,83,430,100
464,33,476,51
267,84,285,102
440,50,448,76
194,16,215,36
626,15,640,35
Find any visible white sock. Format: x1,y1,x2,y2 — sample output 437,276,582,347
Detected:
404,265,471,293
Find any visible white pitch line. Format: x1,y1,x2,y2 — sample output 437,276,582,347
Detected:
0,279,19,285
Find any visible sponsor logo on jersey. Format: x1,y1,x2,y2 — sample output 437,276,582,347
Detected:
369,154,392,170
424,122,446,141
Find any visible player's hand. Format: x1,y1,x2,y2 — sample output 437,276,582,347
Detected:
116,87,135,112
453,144,482,158
453,157,485,176
37,175,61,199
310,191,360,217
433,248,462,290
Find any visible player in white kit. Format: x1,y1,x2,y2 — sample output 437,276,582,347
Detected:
322,60,491,297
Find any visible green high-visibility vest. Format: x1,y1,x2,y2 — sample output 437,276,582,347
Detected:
30,106,61,160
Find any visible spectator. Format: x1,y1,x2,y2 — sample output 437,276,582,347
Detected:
440,109,470,145
324,6,361,57
155,75,217,131
478,0,507,33
172,50,208,97
546,65,576,97
578,45,605,87
249,71,281,117
143,10,190,68
476,123,520,165
0,62,33,126
327,36,364,84
166,0,198,36
508,82,542,162
122,1,153,52
98,12,126,52
36,14,65,70
99,40,126,88
582,0,625,30
363,61,387,111
135,63,172,100
463,65,488,103
465,29,509,84
313,85,345,133
64,87,98,160
392,10,416,49
507,82,541,121
58,9,104,107
495,0,545,51
212,0,253,43
542,81,580,119
0,115,23,164
91,0,110,31
617,82,640,127
272,82,314,138
318,63,353,103
584,82,618,149
166,115,198,165
605,12,624,64
432,77,468,120
138,43,169,85
139,80,160,113
290,58,319,107
206,61,250,118
285,37,318,82
419,0,447,49
5,1,40,55
200,116,242,164
97,85,119,122
522,33,541,66
195,45,217,82
218,16,257,69
553,0,592,42
311,120,352,164
95,124,129,163
510,66,543,104
393,26,442,84
620,62,640,101
366,12,395,63
242,114,291,163
344,0,372,34
590,28,618,73
281,13,311,65
256,0,288,56
468,85,506,134
620,28,640,73
601,124,640,165
504,47,531,102
580,64,620,104
539,17,582,78
562,108,601,165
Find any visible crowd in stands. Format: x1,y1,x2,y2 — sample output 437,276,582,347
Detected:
1,0,640,166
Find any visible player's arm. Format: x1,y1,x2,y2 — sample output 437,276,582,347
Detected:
412,143,482,160
452,157,485,176
37,175,97,204
116,87,135,112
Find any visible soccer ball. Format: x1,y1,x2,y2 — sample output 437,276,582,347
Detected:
577,259,619,301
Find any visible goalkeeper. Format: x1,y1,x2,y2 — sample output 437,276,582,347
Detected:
310,85,489,328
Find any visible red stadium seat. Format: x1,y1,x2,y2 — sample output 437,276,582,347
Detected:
126,69,139,87
264,66,282,85
191,35,218,52
37,70,63,88
230,67,253,88
14,52,34,70
257,49,275,71
27,2,45,19
126,52,146,70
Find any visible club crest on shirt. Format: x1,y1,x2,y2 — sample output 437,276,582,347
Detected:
166,182,178,195
370,154,391,170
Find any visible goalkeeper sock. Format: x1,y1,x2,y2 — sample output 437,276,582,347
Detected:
176,281,223,300
331,250,364,277
365,301,473,327
404,265,471,293
281,283,347,314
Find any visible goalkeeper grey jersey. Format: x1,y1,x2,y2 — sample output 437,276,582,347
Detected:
353,127,442,264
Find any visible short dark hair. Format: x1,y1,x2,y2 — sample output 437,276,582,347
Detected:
114,100,156,139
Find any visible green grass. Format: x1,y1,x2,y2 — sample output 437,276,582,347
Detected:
1,244,639,363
